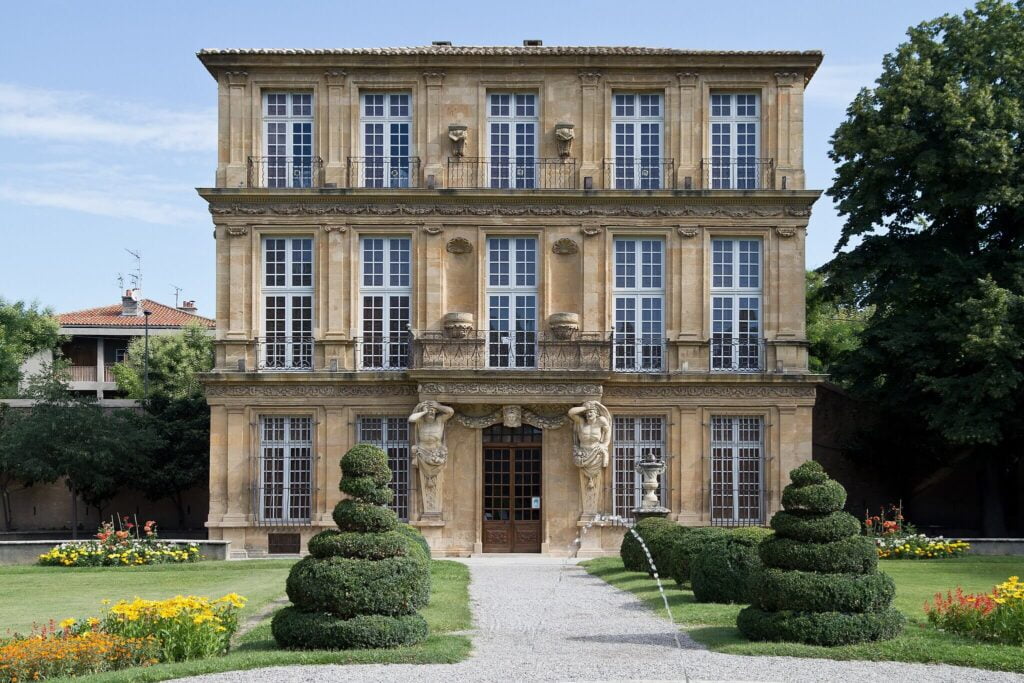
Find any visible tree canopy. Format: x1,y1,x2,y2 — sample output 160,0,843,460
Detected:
110,322,213,399
805,270,870,377
0,299,60,397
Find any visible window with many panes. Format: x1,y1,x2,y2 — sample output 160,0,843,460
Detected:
358,417,411,521
613,238,664,372
710,416,764,525
611,93,664,189
258,416,313,523
262,93,314,188
613,416,667,519
709,93,761,189
261,237,313,370
360,236,411,370
710,238,762,371
488,93,537,188
360,93,413,188
487,237,537,368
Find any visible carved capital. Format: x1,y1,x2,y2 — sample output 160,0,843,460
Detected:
446,237,472,254
423,71,446,86
321,224,348,234
224,71,248,86
677,227,699,238
324,70,347,86
552,238,579,255
775,72,802,87
776,227,797,238
578,71,602,86
580,224,603,237
421,224,444,235
225,226,248,238
677,72,699,87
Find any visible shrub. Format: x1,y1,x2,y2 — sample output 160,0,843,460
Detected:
0,630,160,682
619,517,676,574
645,525,689,578
667,526,729,585
737,460,902,645
274,443,430,650
925,577,1024,646
690,537,764,604
728,526,774,545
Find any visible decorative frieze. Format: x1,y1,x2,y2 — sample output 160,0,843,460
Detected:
454,405,568,430
419,382,602,396
603,385,816,399
206,384,417,398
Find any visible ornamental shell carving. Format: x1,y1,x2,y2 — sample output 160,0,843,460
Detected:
446,237,473,254
551,238,579,255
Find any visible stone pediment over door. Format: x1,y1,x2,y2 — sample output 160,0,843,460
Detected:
417,381,602,405
454,405,568,430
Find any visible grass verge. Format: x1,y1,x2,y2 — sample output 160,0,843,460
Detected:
582,555,1024,673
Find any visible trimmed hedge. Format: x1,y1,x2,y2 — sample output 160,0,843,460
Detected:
729,526,774,545
690,537,763,604
736,606,906,647
770,510,861,543
307,530,409,560
272,606,428,650
788,459,829,487
667,526,730,585
340,476,394,505
620,517,676,574
755,568,896,613
333,499,399,533
285,555,430,619
341,444,393,486
780,480,847,514
646,525,689,578
398,523,431,558
759,535,877,574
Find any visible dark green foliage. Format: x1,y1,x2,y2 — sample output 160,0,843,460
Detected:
728,526,774,545
275,443,430,650
0,298,59,398
759,535,877,574
667,526,730,585
271,607,428,650
341,444,392,486
619,517,676,574
780,480,846,514
736,606,906,647
690,537,764,604
645,524,689,578
739,461,901,645
333,499,399,533
755,568,896,613
307,530,409,560
770,510,861,543
340,476,394,506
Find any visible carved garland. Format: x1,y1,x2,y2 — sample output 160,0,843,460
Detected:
454,407,568,430
602,385,816,399
206,384,417,398
419,382,602,396
210,204,813,219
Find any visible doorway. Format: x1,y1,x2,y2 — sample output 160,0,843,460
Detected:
482,424,542,552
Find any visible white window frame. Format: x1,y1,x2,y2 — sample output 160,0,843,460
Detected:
710,416,764,525
357,417,412,521
613,416,668,519
487,93,538,189
710,238,762,371
359,236,412,370
262,92,314,188
486,236,537,368
360,92,413,188
258,416,314,524
709,93,761,189
611,93,664,189
613,238,665,372
261,236,314,371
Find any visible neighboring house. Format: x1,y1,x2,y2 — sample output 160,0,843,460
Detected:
197,43,823,557
20,290,214,401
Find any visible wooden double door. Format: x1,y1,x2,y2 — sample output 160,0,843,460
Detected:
482,425,542,553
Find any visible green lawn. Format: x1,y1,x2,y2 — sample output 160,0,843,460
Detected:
583,555,1024,673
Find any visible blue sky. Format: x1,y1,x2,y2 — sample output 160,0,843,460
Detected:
0,0,975,317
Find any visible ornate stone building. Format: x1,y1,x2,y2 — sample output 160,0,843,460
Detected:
197,43,822,557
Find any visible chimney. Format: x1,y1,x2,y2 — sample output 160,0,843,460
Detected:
121,289,142,317
177,300,198,314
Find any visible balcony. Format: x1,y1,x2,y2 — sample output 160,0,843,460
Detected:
347,157,422,189
603,159,676,190
355,335,411,371
447,157,577,190
247,156,324,188
69,365,97,382
611,333,666,373
710,337,765,372
701,158,775,190
255,336,314,371
411,331,609,371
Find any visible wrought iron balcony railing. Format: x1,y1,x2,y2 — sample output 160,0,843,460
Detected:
355,334,412,371
447,157,577,189
603,158,676,190
611,333,666,373
255,336,314,371
411,330,610,371
247,156,324,189
710,336,765,372
347,157,422,189
701,158,775,190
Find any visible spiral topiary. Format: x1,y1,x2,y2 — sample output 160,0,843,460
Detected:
272,443,430,650
737,461,904,646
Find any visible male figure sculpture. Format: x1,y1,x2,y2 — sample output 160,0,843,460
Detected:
409,400,454,518
568,401,611,519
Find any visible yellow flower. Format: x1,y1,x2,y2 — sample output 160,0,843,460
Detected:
59,618,75,630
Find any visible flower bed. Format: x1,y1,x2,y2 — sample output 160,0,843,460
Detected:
0,627,160,682
864,503,969,560
38,518,201,567
926,576,1024,645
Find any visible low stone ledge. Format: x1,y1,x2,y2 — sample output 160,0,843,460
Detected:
958,538,1024,556
0,539,231,565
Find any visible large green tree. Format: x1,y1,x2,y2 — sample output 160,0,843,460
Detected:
824,0,1024,533
0,299,60,397
805,270,870,377
110,322,213,400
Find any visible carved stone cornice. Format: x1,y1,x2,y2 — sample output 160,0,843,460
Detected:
423,71,446,86
603,385,816,399
206,383,417,398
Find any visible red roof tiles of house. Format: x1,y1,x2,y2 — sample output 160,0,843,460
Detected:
57,300,215,329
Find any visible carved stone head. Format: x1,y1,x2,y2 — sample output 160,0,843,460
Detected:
554,122,575,158
448,124,468,158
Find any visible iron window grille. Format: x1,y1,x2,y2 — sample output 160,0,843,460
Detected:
255,416,314,526
613,416,668,520
710,416,765,526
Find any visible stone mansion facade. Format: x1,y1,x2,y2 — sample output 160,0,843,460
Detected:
197,43,822,557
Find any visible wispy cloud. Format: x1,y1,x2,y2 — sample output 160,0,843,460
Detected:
806,64,882,109
0,186,205,225
0,83,215,152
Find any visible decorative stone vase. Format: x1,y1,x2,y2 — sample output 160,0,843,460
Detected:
442,312,474,339
548,312,580,341
634,455,669,520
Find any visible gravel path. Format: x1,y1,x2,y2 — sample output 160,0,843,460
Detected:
179,557,1023,682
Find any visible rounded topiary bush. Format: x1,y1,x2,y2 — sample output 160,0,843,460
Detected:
397,523,431,558
691,537,762,604
274,443,430,650
620,517,676,574
667,526,729,586
737,461,903,645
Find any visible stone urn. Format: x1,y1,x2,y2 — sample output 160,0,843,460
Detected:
634,453,669,520
548,312,580,341
442,312,474,339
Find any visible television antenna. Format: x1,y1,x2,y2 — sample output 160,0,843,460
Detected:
125,249,142,292
116,273,125,293
171,285,183,307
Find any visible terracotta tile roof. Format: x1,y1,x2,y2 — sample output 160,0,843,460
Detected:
199,46,823,57
57,300,215,329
